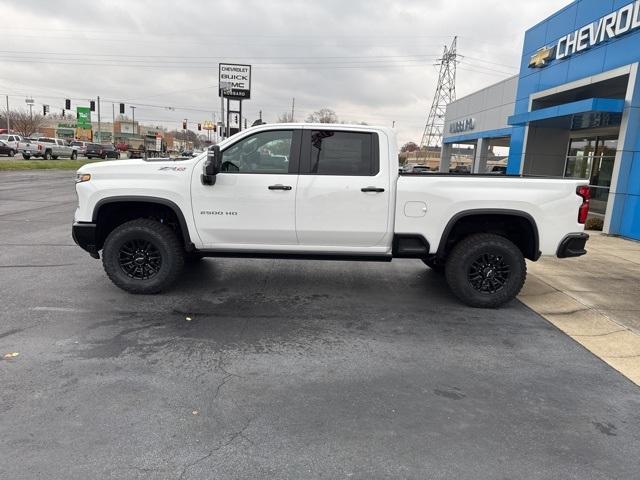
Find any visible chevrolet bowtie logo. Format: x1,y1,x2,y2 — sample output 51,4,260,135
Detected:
529,45,556,68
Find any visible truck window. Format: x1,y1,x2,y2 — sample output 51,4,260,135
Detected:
221,130,293,174
307,130,378,176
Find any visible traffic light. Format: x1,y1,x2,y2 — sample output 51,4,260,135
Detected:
43,105,49,115
65,98,71,110
90,100,96,112
182,120,187,130
120,103,125,114
197,123,202,131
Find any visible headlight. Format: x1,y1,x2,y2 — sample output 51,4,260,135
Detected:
75,173,91,183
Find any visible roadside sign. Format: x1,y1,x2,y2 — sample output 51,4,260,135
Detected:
218,64,251,99
76,106,91,129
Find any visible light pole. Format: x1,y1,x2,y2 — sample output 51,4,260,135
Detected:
130,106,136,136
5,95,9,132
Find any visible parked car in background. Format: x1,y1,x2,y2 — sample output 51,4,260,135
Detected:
411,165,432,174
27,137,78,160
70,141,91,156
488,165,507,175
0,140,16,156
450,165,471,174
86,143,120,159
0,134,36,158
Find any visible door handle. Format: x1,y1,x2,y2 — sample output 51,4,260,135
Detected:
361,187,385,193
268,184,292,191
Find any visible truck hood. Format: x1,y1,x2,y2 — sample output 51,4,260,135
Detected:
77,155,203,176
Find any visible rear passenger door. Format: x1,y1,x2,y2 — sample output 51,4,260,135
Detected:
295,129,390,248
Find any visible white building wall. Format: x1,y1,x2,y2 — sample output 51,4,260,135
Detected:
443,76,518,141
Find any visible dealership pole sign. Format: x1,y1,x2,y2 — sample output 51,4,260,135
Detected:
529,0,640,68
218,64,251,99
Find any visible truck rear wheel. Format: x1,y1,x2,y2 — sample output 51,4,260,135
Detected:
43,150,52,160
102,219,184,294
444,233,526,308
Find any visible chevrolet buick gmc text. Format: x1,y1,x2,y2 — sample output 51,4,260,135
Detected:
72,124,590,308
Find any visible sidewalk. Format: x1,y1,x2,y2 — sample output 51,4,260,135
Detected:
519,232,640,386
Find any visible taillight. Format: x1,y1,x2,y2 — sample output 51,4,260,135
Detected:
38,144,42,150
577,185,591,224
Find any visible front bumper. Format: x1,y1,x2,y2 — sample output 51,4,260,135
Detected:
72,222,100,259
557,233,589,258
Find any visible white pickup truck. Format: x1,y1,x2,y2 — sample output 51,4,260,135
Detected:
72,124,590,307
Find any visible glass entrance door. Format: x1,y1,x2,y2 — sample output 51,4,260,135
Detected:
565,136,617,215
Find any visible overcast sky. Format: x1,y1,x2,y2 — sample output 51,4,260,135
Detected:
0,0,565,145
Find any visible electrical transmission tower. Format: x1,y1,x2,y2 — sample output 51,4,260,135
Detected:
420,36,458,148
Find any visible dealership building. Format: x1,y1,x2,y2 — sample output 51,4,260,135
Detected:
442,0,640,240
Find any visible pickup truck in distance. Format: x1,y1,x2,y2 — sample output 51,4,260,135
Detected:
29,137,78,160
72,124,590,308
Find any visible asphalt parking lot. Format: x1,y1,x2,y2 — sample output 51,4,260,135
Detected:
1,170,639,480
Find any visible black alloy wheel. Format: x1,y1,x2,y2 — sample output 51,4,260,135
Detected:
467,253,511,294
118,239,162,280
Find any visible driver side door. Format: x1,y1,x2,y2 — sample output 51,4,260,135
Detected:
191,129,301,248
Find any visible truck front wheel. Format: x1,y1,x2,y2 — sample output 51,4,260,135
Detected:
444,233,526,308
102,219,184,294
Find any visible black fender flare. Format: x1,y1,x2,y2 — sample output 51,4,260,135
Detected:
92,196,194,250
436,208,540,260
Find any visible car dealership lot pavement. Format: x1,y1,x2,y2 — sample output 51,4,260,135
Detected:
1,170,639,480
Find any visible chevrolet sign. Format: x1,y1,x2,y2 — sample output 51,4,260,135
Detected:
530,0,640,68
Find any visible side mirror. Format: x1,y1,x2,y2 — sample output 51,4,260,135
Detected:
202,145,221,185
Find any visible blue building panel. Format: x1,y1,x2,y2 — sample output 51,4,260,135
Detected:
565,47,607,82
545,3,578,44
619,194,640,240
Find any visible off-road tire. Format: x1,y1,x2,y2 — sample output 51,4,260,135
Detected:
102,219,184,294
422,257,445,274
23,154,30,159
43,150,52,160
445,233,526,308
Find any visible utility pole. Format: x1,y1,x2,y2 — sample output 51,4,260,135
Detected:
220,93,225,140
111,103,115,145
97,96,102,143
130,106,136,136
291,98,295,122
5,95,9,132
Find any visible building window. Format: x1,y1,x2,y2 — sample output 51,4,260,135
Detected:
565,136,617,216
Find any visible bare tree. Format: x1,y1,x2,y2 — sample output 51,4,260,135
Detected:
306,108,338,124
277,112,294,123
401,142,419,153
10,110,46,137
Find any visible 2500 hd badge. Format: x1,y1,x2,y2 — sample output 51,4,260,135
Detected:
200,210,238,216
